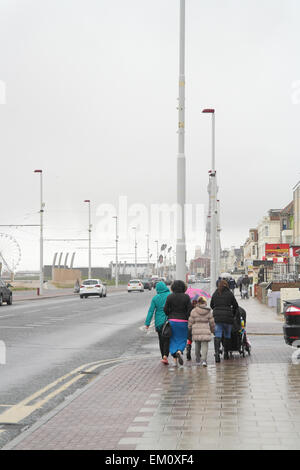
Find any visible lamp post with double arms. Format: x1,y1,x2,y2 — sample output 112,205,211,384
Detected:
176,0,187,282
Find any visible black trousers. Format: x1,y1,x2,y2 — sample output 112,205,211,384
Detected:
156,326,170,358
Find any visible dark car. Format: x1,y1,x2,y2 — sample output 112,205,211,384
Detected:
141,279,152,290
0,280,12,306
150,277,159,288
152,278,166,288
283,299,300,346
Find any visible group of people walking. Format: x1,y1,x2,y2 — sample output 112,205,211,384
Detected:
144,278,239,367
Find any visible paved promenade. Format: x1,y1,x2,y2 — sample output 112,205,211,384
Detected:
4,296,300,451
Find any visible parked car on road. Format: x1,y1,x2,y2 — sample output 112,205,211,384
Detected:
80,279,107,299
141,279,152,290
0,280,12,305
283,299,300,346
127,280,144,293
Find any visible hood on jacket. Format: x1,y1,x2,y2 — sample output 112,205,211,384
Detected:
194,305,210,315
156,281,170,294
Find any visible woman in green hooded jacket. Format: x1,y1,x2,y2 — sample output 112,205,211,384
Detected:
145,281,170,364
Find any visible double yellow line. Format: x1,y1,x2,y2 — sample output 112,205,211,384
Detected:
0,354,152,427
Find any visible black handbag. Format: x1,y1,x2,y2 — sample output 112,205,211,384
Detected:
161,320,172,338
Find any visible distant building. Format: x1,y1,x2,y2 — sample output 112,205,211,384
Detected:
243,228,258,272
189,256,210,278
257,209,281,259
110,262,156,279
220,247,244,274
194,246,203,259
280,201,294,244
293,182,300,245
43,265,111,281
242,203,297,282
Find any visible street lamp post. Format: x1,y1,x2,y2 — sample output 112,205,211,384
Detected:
176,0,186,282
84,200,92,279
132,227,137,277
146,234,150,277
168,246,172,279
113,216,118,287
34,170,44,295
202,108,217,293
161,244,167,278
155,240,159,276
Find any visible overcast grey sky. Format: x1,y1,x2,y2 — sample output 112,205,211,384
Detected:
0,0,299,270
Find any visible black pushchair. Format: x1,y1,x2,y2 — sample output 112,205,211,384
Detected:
222,307,251,358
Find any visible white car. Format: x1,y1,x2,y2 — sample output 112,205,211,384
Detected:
80,279,107,299
127,279,144,293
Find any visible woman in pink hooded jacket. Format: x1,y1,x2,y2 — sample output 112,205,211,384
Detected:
188,297,215,367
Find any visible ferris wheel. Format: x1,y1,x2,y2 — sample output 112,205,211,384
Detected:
0,233,22,274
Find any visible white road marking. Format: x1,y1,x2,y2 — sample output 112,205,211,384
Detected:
0,326,33,329
44,306,62,311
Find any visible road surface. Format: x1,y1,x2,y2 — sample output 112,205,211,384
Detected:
0,288,155,447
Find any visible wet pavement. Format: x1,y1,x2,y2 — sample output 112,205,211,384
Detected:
3,296,300,450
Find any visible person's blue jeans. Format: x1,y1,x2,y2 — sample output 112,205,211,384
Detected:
215,323,232,339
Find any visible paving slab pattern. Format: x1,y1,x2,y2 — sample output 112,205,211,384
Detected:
5,297,300,450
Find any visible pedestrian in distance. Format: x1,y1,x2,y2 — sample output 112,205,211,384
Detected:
210,279,239,363
228,277,237,294
188,296,215,367
242,274,250,290
237,276,243,295
186,298,198,361
241,274,250,298
144,281,171,365
74,278,80,293
242,274,250,287
164,280,193,367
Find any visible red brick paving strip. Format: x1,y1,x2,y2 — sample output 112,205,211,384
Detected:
13,359,167,450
